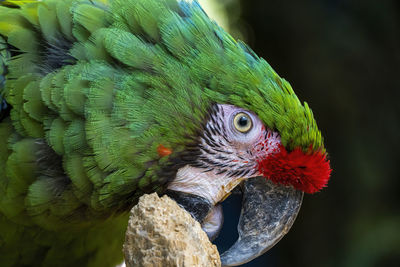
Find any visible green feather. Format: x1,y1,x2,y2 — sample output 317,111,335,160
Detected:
0,0,327,265
46,117,66,155
64,153,93,203
72,2,109,34
23,80,48,121
37,1,60,43
64,78,88,116
102,27,158,69
55,0,74,40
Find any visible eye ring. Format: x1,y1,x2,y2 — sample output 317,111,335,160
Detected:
233,112,253,133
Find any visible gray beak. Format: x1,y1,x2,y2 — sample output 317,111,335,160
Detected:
220,177,304,266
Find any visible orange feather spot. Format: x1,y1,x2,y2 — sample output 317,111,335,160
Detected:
157,144,172,157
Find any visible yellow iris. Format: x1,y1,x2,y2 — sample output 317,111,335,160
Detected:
233,112,253,133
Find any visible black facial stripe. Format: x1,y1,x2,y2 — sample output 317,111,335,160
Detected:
228,170,244,178
220,122,227,136
214,117,221,129
203,130,216,146
215,169,227,175
208,125,218,138
210,111,218,126
198,156,220,167
213,163,229,168
198,144,217,155
240,169,251,177
213,147,232,154
216,155,230,161
213,103,220,112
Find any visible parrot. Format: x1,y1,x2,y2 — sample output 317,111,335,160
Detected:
0,0,332,266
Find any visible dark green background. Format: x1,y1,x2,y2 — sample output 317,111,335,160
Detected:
215,0,400,266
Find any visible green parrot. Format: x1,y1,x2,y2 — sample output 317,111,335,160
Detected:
0,0,331,266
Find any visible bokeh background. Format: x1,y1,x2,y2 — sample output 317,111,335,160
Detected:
207,0,400,266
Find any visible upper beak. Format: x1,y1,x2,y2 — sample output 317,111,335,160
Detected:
166,176,303,266
220,176,303,266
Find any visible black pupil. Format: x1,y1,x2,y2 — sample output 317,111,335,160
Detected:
238,116,249,127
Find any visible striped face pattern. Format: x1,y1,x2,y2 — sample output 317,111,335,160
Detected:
168,104,283,204
169,103,330,202
192,104,282,178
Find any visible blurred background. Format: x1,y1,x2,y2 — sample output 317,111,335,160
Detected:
203,0,400,266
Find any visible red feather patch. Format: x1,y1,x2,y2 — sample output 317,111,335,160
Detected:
257,145,331,194
157,144,172,157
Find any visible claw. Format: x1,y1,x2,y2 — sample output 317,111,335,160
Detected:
220,177,303,266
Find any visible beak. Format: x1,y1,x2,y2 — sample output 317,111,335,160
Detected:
220,177,303,266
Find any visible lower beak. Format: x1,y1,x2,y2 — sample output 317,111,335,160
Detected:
220,177,303,266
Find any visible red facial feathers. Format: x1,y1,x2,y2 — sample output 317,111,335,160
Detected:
257,145,331,194
157,144,172,157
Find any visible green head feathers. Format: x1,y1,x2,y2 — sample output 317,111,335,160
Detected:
105,0,325,153
0,0,324,154
108,0,325,153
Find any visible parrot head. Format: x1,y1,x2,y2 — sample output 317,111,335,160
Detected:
166,103,331,266
164,102,331,265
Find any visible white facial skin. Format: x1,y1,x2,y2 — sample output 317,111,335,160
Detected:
168,104,281,205
222,104,281,161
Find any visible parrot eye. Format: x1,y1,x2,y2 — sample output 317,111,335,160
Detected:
233,112,253,133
